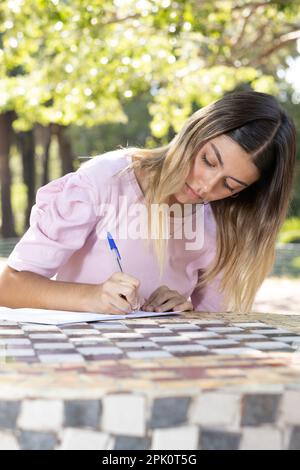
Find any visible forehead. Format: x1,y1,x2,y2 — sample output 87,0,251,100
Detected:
207,134,260,184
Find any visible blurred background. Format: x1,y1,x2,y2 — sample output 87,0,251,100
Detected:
0,0,299,313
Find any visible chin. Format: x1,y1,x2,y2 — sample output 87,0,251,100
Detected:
171,192,186,204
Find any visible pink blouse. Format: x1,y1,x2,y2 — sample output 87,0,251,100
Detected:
7,149,225,312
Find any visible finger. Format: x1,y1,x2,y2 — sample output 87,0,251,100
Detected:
117,284,137,302
143,289,161,307
140,299,149,310
145,286,169,305
103,299,127,315
131,294,145,311
122,288,140,308
111,283,138,307
106,302,128,315
150,291,179,309
174,301,194,312
112,272,140,288
153,298,184,312
115,281,140,306
145,291,174,309
111,295,132,314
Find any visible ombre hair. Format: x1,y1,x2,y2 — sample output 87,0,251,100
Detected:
114,91,296,314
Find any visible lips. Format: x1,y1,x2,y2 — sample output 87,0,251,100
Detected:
185,183,200,198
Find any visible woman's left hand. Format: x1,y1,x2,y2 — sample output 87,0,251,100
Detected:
142,285,193,312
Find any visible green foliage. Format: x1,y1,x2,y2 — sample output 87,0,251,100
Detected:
69,92,152,156
278,217,300,244
0,0,300,232
0,0,299,134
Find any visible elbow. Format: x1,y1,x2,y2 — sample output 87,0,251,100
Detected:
0,265,20,307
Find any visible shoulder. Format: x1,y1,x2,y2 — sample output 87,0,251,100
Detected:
78,148,132,180
77,148,133,204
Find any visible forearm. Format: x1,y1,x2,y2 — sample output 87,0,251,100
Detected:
0,267,94,312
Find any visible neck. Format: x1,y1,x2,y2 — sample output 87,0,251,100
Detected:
133,162,198,217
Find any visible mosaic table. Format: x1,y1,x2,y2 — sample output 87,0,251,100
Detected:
0,311,300,450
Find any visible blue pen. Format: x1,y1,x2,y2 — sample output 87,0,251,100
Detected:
107,232,123,272
106,232,140,312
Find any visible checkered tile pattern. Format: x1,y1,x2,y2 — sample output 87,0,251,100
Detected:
0,318,299,364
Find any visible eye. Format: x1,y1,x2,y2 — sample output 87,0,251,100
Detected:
202,155,235,192
224,180,235,192
201,155,215,168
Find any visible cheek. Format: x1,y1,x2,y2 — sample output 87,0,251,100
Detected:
189,158,203,182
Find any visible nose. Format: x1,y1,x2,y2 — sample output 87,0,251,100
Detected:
195,185,208,204
199,184,209,199
198,174,219,198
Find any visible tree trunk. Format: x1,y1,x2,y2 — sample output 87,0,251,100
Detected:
55,124,74,175
0,112,17,238
34,123,52,186
17,130,36,230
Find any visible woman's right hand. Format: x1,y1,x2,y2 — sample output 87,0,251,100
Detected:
86,272,141,314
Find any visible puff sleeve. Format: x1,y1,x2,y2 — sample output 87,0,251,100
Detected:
7,169,100,279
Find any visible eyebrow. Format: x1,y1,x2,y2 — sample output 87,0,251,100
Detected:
210,142,249,187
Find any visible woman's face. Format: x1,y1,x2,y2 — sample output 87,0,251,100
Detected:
172,134,261,204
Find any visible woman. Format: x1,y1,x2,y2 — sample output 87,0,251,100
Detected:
0,91,296,315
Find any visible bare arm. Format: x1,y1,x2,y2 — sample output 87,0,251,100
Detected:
0,266,141,314
0,265,94,312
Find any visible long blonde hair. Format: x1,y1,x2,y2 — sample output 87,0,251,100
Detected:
112,91,296,313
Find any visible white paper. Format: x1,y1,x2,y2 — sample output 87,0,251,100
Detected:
0,306,182,325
